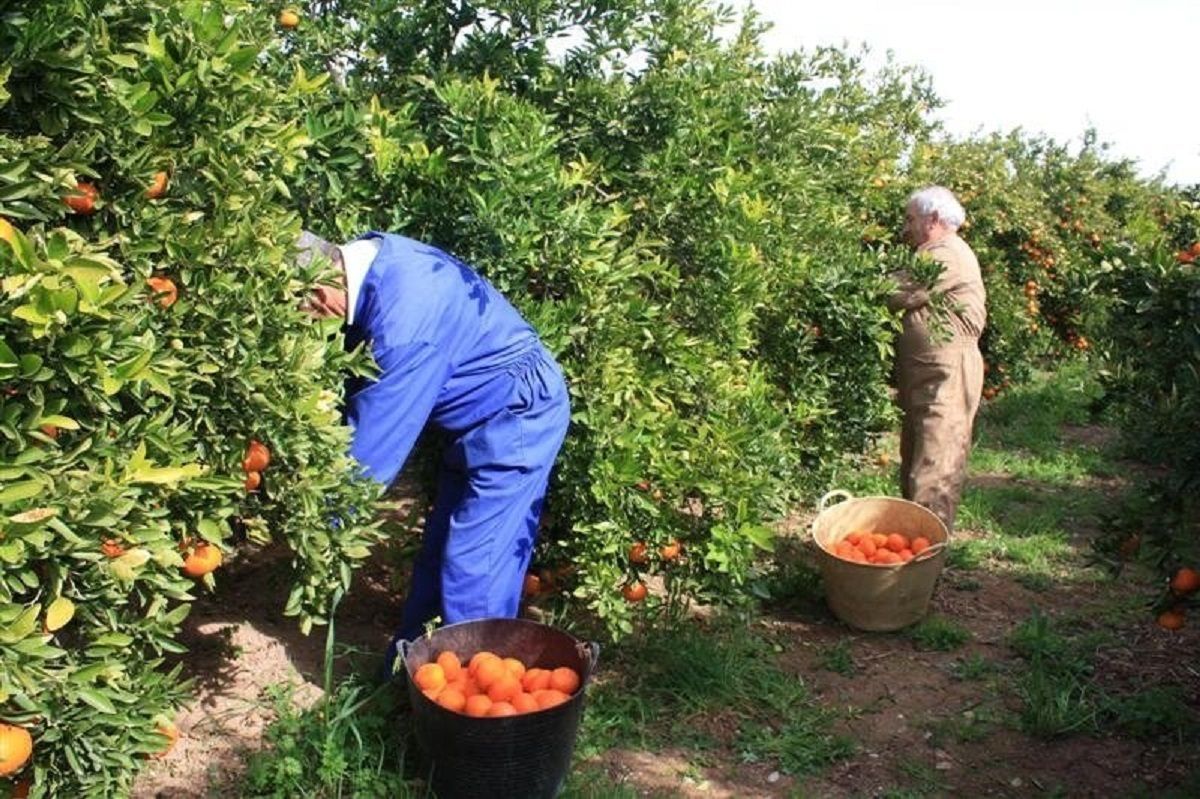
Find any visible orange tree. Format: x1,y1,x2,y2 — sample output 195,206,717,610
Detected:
271,0,937,631
0,2,380,795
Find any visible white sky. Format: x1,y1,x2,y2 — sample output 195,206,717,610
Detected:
735,0,1200,186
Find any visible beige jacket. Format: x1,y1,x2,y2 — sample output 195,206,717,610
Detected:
889,234,987,354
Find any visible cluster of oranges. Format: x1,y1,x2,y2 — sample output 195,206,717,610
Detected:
1157,567,1199,631
242,439,271,493
413,650,581,718
829,531,933,566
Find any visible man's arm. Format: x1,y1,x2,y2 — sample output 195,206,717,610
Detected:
887,276,931,312
346,341,452,486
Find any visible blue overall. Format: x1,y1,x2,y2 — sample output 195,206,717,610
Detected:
343,234,570,656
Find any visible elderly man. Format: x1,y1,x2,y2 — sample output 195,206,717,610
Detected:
299,231,571,662
888,186,987,533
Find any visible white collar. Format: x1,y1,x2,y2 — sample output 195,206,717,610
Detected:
337,237,381,325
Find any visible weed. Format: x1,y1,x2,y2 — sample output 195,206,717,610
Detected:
907,615,971,651
817,641,856,675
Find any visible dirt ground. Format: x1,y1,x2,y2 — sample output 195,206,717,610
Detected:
135,490,1200,799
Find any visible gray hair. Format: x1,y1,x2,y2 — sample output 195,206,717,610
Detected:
907,186,966,230
295,230,340,267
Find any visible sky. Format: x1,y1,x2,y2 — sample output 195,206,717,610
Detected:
732,0,1200,186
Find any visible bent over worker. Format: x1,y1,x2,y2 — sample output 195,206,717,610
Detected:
299,231,571,661
888,186,987,533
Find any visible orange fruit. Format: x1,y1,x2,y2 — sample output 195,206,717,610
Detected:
910,537,931,555
244,471,261,492
1170,567,1200,596
464,694,492,717
549,667,580,695
486,674,521,704
521,668,551,692
101,538,126,558
512,692,539,714
435,651,463,681
533,689,570,709
622,581,648,602
871,533,888,548
414,663,447,694
151,720,179,759
522,572,542,597
63,181,98,215
873,550,901,565
39,425,59,440
0,722,32,777
146,276,177,308
145,170,169,199
844,532,863,546
501,657,526,680
897,549,914,562
468,651,499,676
659,540,682,561
885,533,908,553
436,688,467,713
856,536,877,557
848,549,868,563
474,658,506,691
278,9,300,28
1157,609,1185,631
628,542,649,564
487,701,517,718
181,543,222,578
242,440,270,473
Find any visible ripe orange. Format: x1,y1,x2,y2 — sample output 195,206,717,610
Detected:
64,181,98,215
622,581,647,602
628,541,649,564
101,538,126,558
146,170,169,199
414,663,447,694
244,471,261,492
659,540,682,561
435,651,463,681
501,657,526,680
521,668,551,693
549,667,580,695
910,536,931,555
1170,567,1199,596
146,276,177,308
436,688,467,713
486,674,521,704
181,543,222,578
474,658,506,691
486,701,517,717
242,440,270,472
278,9,300,28
885,533,908,553
0,722,32,777
468,651,499,676
464,694,492,717
533,689,570,710
151,720,179,759
512,692,539,714
1157,609,1185,631
522,572,541,597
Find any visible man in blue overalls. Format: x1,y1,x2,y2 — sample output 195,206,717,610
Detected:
298,231,571,671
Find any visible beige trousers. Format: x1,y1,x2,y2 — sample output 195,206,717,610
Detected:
897,342,984,533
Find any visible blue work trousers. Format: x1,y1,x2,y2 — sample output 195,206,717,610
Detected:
395,347,570,642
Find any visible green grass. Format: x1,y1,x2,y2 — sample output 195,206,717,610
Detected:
906,615,971,651
817,640,856,675
579,617,854,775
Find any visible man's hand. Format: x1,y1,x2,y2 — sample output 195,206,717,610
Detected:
305,283,348,320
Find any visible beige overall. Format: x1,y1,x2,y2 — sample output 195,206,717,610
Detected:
890,235,987,533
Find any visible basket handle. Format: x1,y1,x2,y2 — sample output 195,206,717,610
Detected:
817,489,854,513
911,541,947,563
578,640,601,678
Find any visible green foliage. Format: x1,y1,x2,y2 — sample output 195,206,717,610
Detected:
906,615,971,651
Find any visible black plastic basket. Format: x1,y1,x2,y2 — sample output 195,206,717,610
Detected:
399,617,600,799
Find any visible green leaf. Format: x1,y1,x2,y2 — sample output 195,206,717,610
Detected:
76,687,118,714
0,480,43,506
45,597,75,631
